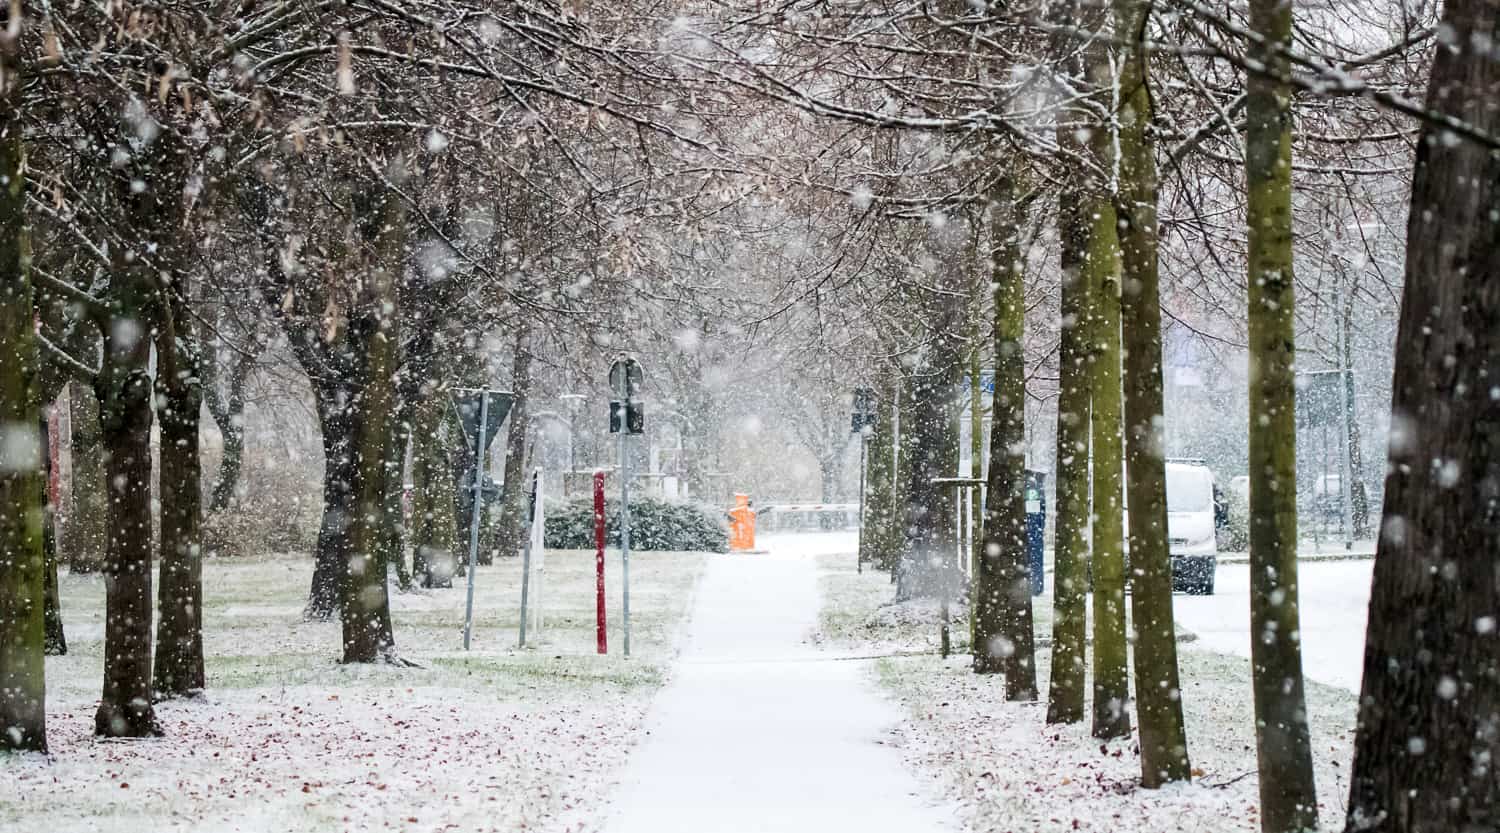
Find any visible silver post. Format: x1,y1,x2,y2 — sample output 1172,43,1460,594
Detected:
463,390,489,651
519,471,534,648
621,428,632,658
857,433,868,574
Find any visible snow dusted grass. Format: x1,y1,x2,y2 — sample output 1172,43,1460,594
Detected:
817,554,1359,832
3,548,706,833
814,552,1051,655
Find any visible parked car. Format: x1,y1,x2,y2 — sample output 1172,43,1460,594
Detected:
1165,460,1218,595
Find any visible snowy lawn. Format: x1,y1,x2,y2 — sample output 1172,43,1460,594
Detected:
817,553,1359,832
3,548,706,833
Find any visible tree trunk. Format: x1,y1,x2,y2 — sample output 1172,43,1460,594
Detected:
1244,0,1320,822
1047,171,1091,725
153,304,205,698
39,408,65,656
0,91,48,750
64,381,107,574
341,182,405,664
895,316,964,602
42,481,65,657
309,385,358,620
1073,0,1132,742
94,299,161,738
494,326,533,563
207,350,252,513
1085,141,1132,743
411,396,458,588
861,378,898,571
1344,2,1500,827
1115,0,1191,785
973,173,1038,701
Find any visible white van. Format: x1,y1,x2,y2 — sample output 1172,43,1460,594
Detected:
1165,461,1218,594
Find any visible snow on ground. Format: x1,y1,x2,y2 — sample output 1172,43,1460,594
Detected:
1175,560,1374,693
813,549,1361,833
603,545,959,833
2,549,706,833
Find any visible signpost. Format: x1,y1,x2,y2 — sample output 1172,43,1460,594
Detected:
518,468,541,649
452,388,515,651
609,356,645,658
851,388,877,573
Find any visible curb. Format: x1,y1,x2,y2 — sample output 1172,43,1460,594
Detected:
1216,551,1374,565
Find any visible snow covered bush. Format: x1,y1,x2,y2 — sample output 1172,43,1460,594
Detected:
545,495,728,553
1220,489,1249,551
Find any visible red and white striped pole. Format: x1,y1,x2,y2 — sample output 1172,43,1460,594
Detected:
593,470,608,654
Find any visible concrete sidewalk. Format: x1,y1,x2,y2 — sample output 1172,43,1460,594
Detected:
602,550,956,833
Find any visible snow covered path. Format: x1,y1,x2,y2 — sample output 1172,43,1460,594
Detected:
1175,560,1375,692
603,542,956,833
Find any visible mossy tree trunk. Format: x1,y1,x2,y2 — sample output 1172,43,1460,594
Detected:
1114,0,1191,786
1244,0,1320,823
1086,196,1130,741
0,70,48,750
340,180,407,664
862,377,899,571
1047,174,1091,725
1082,22,1132,737
1344,0,1500,826
973,173,1038,700
1045,0,1093,725
411,395,458,588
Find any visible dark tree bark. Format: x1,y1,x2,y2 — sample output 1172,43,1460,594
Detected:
309,381,359,620
41,414,65,657
64,380,107,574
206,346,253,514
1047,175,1090,725
153,292,205,698
94,282,161,738
972,173,1038,701
0,61,48,748
1345,1,1500,827
42,511,65,657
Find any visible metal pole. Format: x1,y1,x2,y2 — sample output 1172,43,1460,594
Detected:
594,470,607,654
518,523,532,648
463,390,489,651
519,470,536,648
620,429,632,658
857,433,867,574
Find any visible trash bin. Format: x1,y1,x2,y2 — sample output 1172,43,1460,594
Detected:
1025,470,1047,596
728,493,757,552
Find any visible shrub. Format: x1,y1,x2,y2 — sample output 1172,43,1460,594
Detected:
544,495,728,553
1220,489,1250,552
